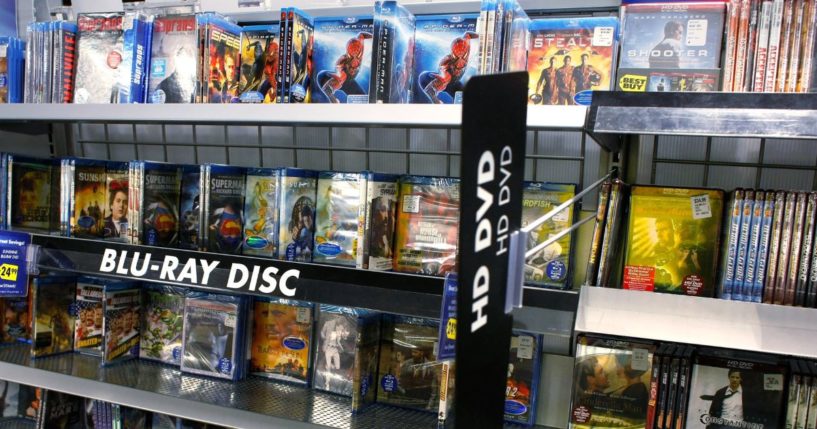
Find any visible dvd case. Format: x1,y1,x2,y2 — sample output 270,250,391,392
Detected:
73,278,105,356
527,17,619,105
31,274,76,359
182,293,246,380
370,1,416,103
141,162,182,247
286,9,314,103
102,284,140,366
720,190,744,300
140,284,185,365
74,13,125,104
734,190,756,301
505,331,543,425
765,191,787,303
102,161,129,241
356,172,399,271
314,172,363,266
178,164,202,250
412,14,479,104
67,159,108,239
239,24,280,103
2,290,31,344
250,297,313,385
570,335,656,429
148,14,199,104
623,186,724,296
37,390,84,429
586,181,611,286
277,168,318,262
8,155,58,233
522,182,576,289
753,191,775,303
596,179,627,288
312,16,374,104
393,176,460,276
774,192,798,304
243,168,280,256
202,14,242,104
201,164,246,254
377,315,441,412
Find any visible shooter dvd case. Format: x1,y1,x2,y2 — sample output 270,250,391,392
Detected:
623,186,724,297
617,2,726,92
250,297,313,385
570,335,656,429
522,182,577,289
686,350,787,429
412,14,479,104
31,274,76,359
311,16,374,104
356,172,399,271
377,315,441,412
74,13,125,104
393,176,460,276
148,14,199,104
140,284,185,365
201,164,246,254
277,168,318,262
243,168,280,257
527,17,619,106
238,24,280,103
314,172,363,267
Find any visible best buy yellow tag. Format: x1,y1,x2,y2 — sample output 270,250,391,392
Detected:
446,318,456,340
619,74,648,92
0,263,18,282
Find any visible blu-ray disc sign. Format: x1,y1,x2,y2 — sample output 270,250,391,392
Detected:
98,248,300,296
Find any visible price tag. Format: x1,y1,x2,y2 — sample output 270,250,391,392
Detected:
296,307,311,324
686,19,709,46
632,348,650,371
593,26,615,47
691,194,712,219
0,231,31,297
517,335,534,359
224,314,236,329
402,195,420,213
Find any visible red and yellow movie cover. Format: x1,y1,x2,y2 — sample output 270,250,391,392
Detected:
527,17,619,106
393,176,459,276
251,298,313,385
204,16,241,104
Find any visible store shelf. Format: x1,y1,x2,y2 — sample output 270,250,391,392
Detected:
575,286,817,359
0,419,34,429
31,235,580,326
0,104,587,130
587,92,817,152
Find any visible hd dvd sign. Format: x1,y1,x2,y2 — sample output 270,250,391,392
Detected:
456,73,527,428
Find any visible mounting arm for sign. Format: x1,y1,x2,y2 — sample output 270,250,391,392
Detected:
505,168,618,313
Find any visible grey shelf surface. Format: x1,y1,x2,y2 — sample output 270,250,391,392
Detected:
0,344,546,429
0,419,34,429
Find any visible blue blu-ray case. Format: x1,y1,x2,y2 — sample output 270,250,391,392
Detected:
311,16,374,104
118,13,152,103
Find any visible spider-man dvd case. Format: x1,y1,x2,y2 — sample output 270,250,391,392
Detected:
238,24,280,103
412,14,479,104
311,16,374,104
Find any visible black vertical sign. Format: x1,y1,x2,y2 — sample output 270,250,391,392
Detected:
455,73,528,428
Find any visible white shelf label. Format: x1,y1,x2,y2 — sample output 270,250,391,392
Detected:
631,348,649,371
692,194,712,219
593,27,615,47
517,336,534,359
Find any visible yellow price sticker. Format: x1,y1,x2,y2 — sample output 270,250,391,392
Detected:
445,318,456,340
0,263,18,281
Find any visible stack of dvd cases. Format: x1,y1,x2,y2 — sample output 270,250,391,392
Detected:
276,8,315,103
411,14,480,104
277,168,318,261
24,21,77,104
238,24,280,103
526,17,620,106
5,154,60,234
370,1,416,103
476,0,530,75
311,16,374,104
0,36,25,103
181,292,250,381
586,179,627,288
720,189,817,307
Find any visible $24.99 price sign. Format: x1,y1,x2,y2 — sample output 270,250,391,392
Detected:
0,231,30,297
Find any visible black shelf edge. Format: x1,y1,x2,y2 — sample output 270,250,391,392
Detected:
30,235,577,318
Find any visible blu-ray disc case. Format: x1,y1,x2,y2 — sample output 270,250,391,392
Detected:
148,14,199,103
102,283,140,366
1,285,32,344
356,172,399,271
66,158,107,239
182,293,247,381
250,297,313,385
140,162,182,247
286,9,315,103
505,331,543,425
73,277,105,356
243,168,280,257
140,284,185,366
412,14,479,104
311,16,374,104
314,172,363,266
202,14,242,104
178,164,202,250
371,1,416,103
277,168,318,262
239,24,280,103
31,274,76,359
103,161,129,241
8,155,59,233
393,176,460,276
117,12,153,104
74,13,125,104
201,164,246,254
522,182,577,289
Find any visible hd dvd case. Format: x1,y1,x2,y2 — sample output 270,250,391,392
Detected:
377,315,441,412
250,297,313,385
201,164,246,254
243,168,280,257
570,335,656,429
522,182,577,289
617,2,726,92
178,164,202,250
311,16,374,104
277,168,318,262
102,284,140,365
238,24,280,103
686,351,787,429
356,172,399,271
182,293,246,380
412,14,479,104
314,172,363,266
140,284,185,366
140,162,182,247
74,13,125,104
527,17,619,106
505,331,543,425
31,274,76,359
623,186,724,297
394,176,460,276
148,14,199,104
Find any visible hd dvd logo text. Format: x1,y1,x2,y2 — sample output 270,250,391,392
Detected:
471,146,513,333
